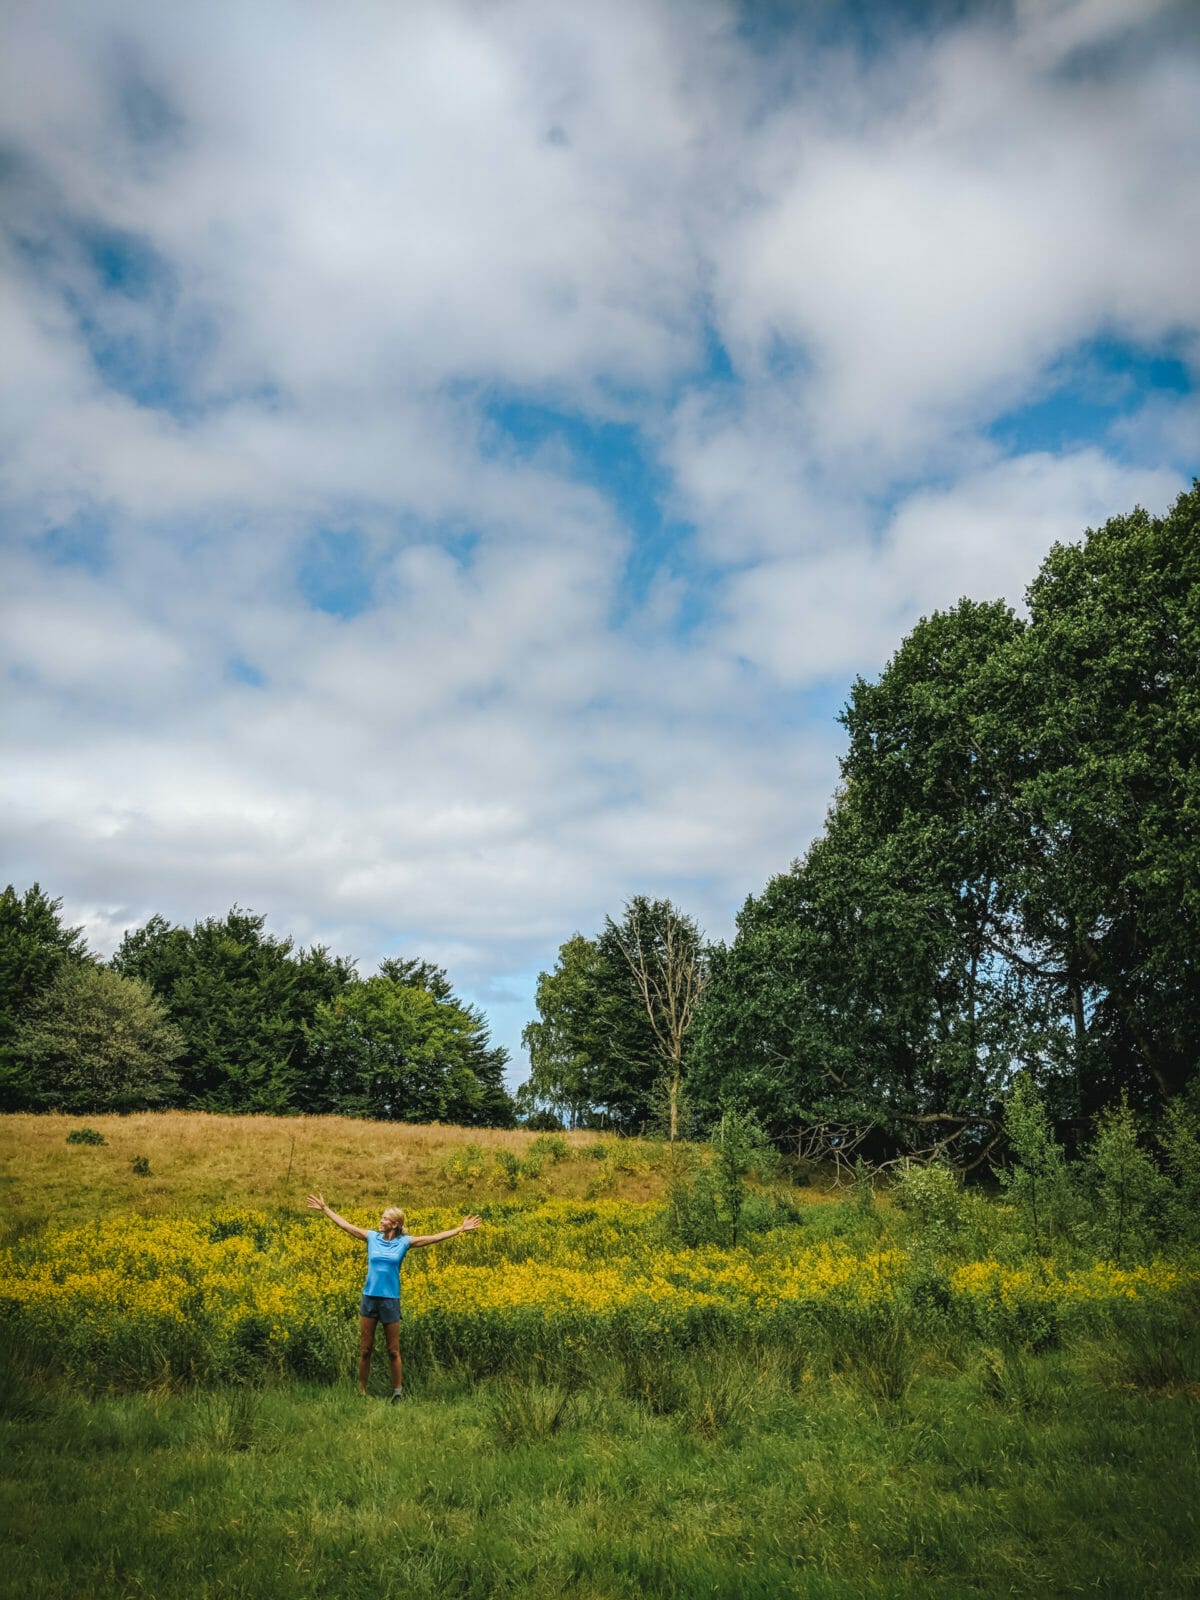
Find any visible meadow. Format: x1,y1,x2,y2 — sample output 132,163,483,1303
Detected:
2,1112,1198,1599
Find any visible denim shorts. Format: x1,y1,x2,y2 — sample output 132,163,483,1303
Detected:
360,1295,402,1323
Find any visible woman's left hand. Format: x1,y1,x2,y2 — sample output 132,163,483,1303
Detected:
459,1215,482,1232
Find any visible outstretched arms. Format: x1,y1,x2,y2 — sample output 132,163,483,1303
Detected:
407,1215,482,1249
306,1193,368,1242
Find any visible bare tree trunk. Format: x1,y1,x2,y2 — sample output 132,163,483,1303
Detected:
610,901,706,1142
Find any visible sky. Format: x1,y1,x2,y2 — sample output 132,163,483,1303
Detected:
2,0,1198,1087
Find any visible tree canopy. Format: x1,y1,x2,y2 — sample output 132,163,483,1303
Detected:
1,896,515,1126
691,485,1200,1158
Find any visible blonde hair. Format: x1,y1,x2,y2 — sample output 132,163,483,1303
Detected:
381,1206,406,1233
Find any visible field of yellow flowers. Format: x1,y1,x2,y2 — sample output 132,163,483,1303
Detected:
3,1194,1194,1390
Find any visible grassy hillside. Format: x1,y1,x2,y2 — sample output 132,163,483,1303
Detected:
3,1111,1198,1598
0,1112,681,1240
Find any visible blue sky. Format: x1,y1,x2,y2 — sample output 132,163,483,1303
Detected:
1,0,1197,1083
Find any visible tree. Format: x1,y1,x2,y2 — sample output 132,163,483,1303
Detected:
304,974,514,1125
378,956,454,1001
1009,485,1200,1113
695,483,1200,1161
522,902,708,1135
113,908,354,1111
691,790,1012,1162
376,957,513,1126
14,963,183,1112
521,935,607,1127
0,883,92,1109
838,599,1038,1135
601,897,707,1141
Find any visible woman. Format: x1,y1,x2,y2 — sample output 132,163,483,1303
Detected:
307,1192,481,1400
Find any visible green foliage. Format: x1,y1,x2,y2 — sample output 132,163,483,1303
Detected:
997,1077,1080,1255
440,1143,488,1184
113,909,350,1112
528,1133,568,1164
712,1104,778,1248
1084,1096,1170,1264
131,1155,152,1178
661,1141,722,1247
65,1127,106,1146
1016,487,1200,1111
494,1149,522,1189
691,486,1200,1149
109,910,515,1125
14,964,184,1112
520,934,609,1127
522,1109,564,1132
521,899,706,1136
891,1160,993,1261
305,975,511,1124
0,883,91,1109
1156,1095,1200,1249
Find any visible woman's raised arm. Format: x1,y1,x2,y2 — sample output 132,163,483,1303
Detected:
307,1193,368,1242
407,1215,482,1249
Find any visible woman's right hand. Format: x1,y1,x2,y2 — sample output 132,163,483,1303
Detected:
306,1193,328,1213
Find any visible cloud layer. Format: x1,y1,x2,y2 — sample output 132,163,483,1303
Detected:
2,0,1197,1072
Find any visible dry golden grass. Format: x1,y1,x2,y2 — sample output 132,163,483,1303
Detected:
0,1113,670,1239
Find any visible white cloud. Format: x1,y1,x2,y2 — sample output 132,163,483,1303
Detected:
707,1,1200,461
1,0,1197,1077
710,450,1188,683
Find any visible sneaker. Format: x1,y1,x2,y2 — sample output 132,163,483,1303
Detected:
389,1389,405,1404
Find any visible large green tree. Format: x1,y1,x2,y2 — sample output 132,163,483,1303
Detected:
112,909,354,1111
14,964,184,1112
0,883,91,1109
521,935,606,1128
521,898,706,1134
304,971,513,1125
694,485,1200,1155
1009,486,1200,1113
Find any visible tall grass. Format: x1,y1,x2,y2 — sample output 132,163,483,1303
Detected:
2,1331,1197,1600
3,1111,1199,1596
0,1111,671,1241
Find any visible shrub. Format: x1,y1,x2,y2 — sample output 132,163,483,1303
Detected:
523,1111,563,1133
998,1078,1081,1256
712,1105,778,1247
892,1161,975,1257
1156,1098,1200,1250
441,1143,487,1184
131,1155,151,1177
1084,1097,1170,1264
528,1134,569,1164
494,1150,521,1190
65,1127,105,1146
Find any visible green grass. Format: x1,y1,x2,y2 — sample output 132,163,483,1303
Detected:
3,1337,1198,1600
3,1113,1198,1595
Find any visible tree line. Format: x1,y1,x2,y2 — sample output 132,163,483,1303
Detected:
521,486,1200,1159
0,898,515,1125
5,488,1195,1152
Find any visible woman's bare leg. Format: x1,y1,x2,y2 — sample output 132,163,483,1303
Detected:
383,1320,403,1392
358,1315,378,1393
